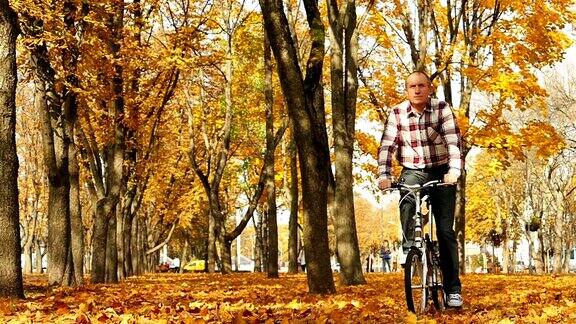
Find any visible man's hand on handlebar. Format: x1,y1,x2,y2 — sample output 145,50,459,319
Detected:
443,173,459,185
378,178,391,190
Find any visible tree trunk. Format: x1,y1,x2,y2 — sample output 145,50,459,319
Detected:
30,39,72,287
253,215,263,272
92,200,111,282
62,0,84,287
287,134,299,274
563,249,570,273
264,29,279,278
124,213,133,277
35,240,43,273
207,203,217,272
501,237,509,274
327,0,365,286
23,207,38,274
23,244,33,274
0,0,24,297
552,191,564,273
179,240,188,273
69,134,83,284
105,216,118,283
116,208,125,280
455,169,466,274
260,0,336,294
130,215,140,275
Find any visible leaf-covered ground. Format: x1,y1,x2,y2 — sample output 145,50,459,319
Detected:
1,273,575,323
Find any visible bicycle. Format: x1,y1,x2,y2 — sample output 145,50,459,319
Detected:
384,180,452,314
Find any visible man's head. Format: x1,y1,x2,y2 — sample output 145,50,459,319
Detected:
405,71,432,111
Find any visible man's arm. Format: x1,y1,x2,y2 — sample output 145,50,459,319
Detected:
378,109,399,182
439,103,463,179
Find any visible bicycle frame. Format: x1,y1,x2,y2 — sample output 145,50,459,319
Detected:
383,179,452,314
394,180,442,251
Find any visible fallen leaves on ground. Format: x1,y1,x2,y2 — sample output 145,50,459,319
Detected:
1,273,575,323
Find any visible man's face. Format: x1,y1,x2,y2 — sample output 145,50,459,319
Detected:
405,73,432,108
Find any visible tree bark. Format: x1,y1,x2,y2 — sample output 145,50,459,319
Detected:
62,0,85,287
287,133,299,274
455,169,467,274
105,216,118,283
179,240,188,273
92,199,112,282
259,0,336,294
30,40,72,286
89,1,126,283
264,29,279,278
327,0,365,286
0,0,24,297
22,202,38,274
34,240,43,273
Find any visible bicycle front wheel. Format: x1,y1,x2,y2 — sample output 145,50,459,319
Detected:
405,248,427,314
430,260,445,311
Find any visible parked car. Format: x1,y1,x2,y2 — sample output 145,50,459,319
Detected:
183,259,206,272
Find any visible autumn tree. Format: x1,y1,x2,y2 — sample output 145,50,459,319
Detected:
263,29,280,278
327,0,365,285
259,0,336,293
0,0,24,298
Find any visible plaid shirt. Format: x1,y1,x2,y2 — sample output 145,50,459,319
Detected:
378,98,463,180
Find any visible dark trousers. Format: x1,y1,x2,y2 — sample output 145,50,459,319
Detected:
399,166,461,294
382,258,391,272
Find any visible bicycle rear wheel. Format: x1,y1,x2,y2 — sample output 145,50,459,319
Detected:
405,248,427,314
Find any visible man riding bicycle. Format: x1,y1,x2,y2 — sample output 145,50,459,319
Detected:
377,71,464,308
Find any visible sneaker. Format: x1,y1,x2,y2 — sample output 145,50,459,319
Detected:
446,293,463,307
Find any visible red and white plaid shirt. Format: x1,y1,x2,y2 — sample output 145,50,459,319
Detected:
378,98,463,180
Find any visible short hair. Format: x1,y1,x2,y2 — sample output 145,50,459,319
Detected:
405,71,432,89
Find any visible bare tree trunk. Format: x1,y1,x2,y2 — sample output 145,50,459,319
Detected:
130,215,140,275
179,240,188,273
62,0,85,287
23,244,33,274
327,0,365,286
0,1,24,296
23,206,38,274
262,211,269,272
106,216,118,283
92,200,111,282
260,0,336,294
455,169,467,274
35,240,43,273
253,215,263,272
207,214,216,272
501,236,509,274
124,213,133,277
287,134,299,274
69,135,83,284
89,1,126,283
116,208,125,280
30,41,72,286
264,29,279,278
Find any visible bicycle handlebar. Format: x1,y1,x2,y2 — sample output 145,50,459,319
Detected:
383,180,455,192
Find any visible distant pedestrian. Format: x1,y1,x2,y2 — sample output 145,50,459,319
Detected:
380,240,392,273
